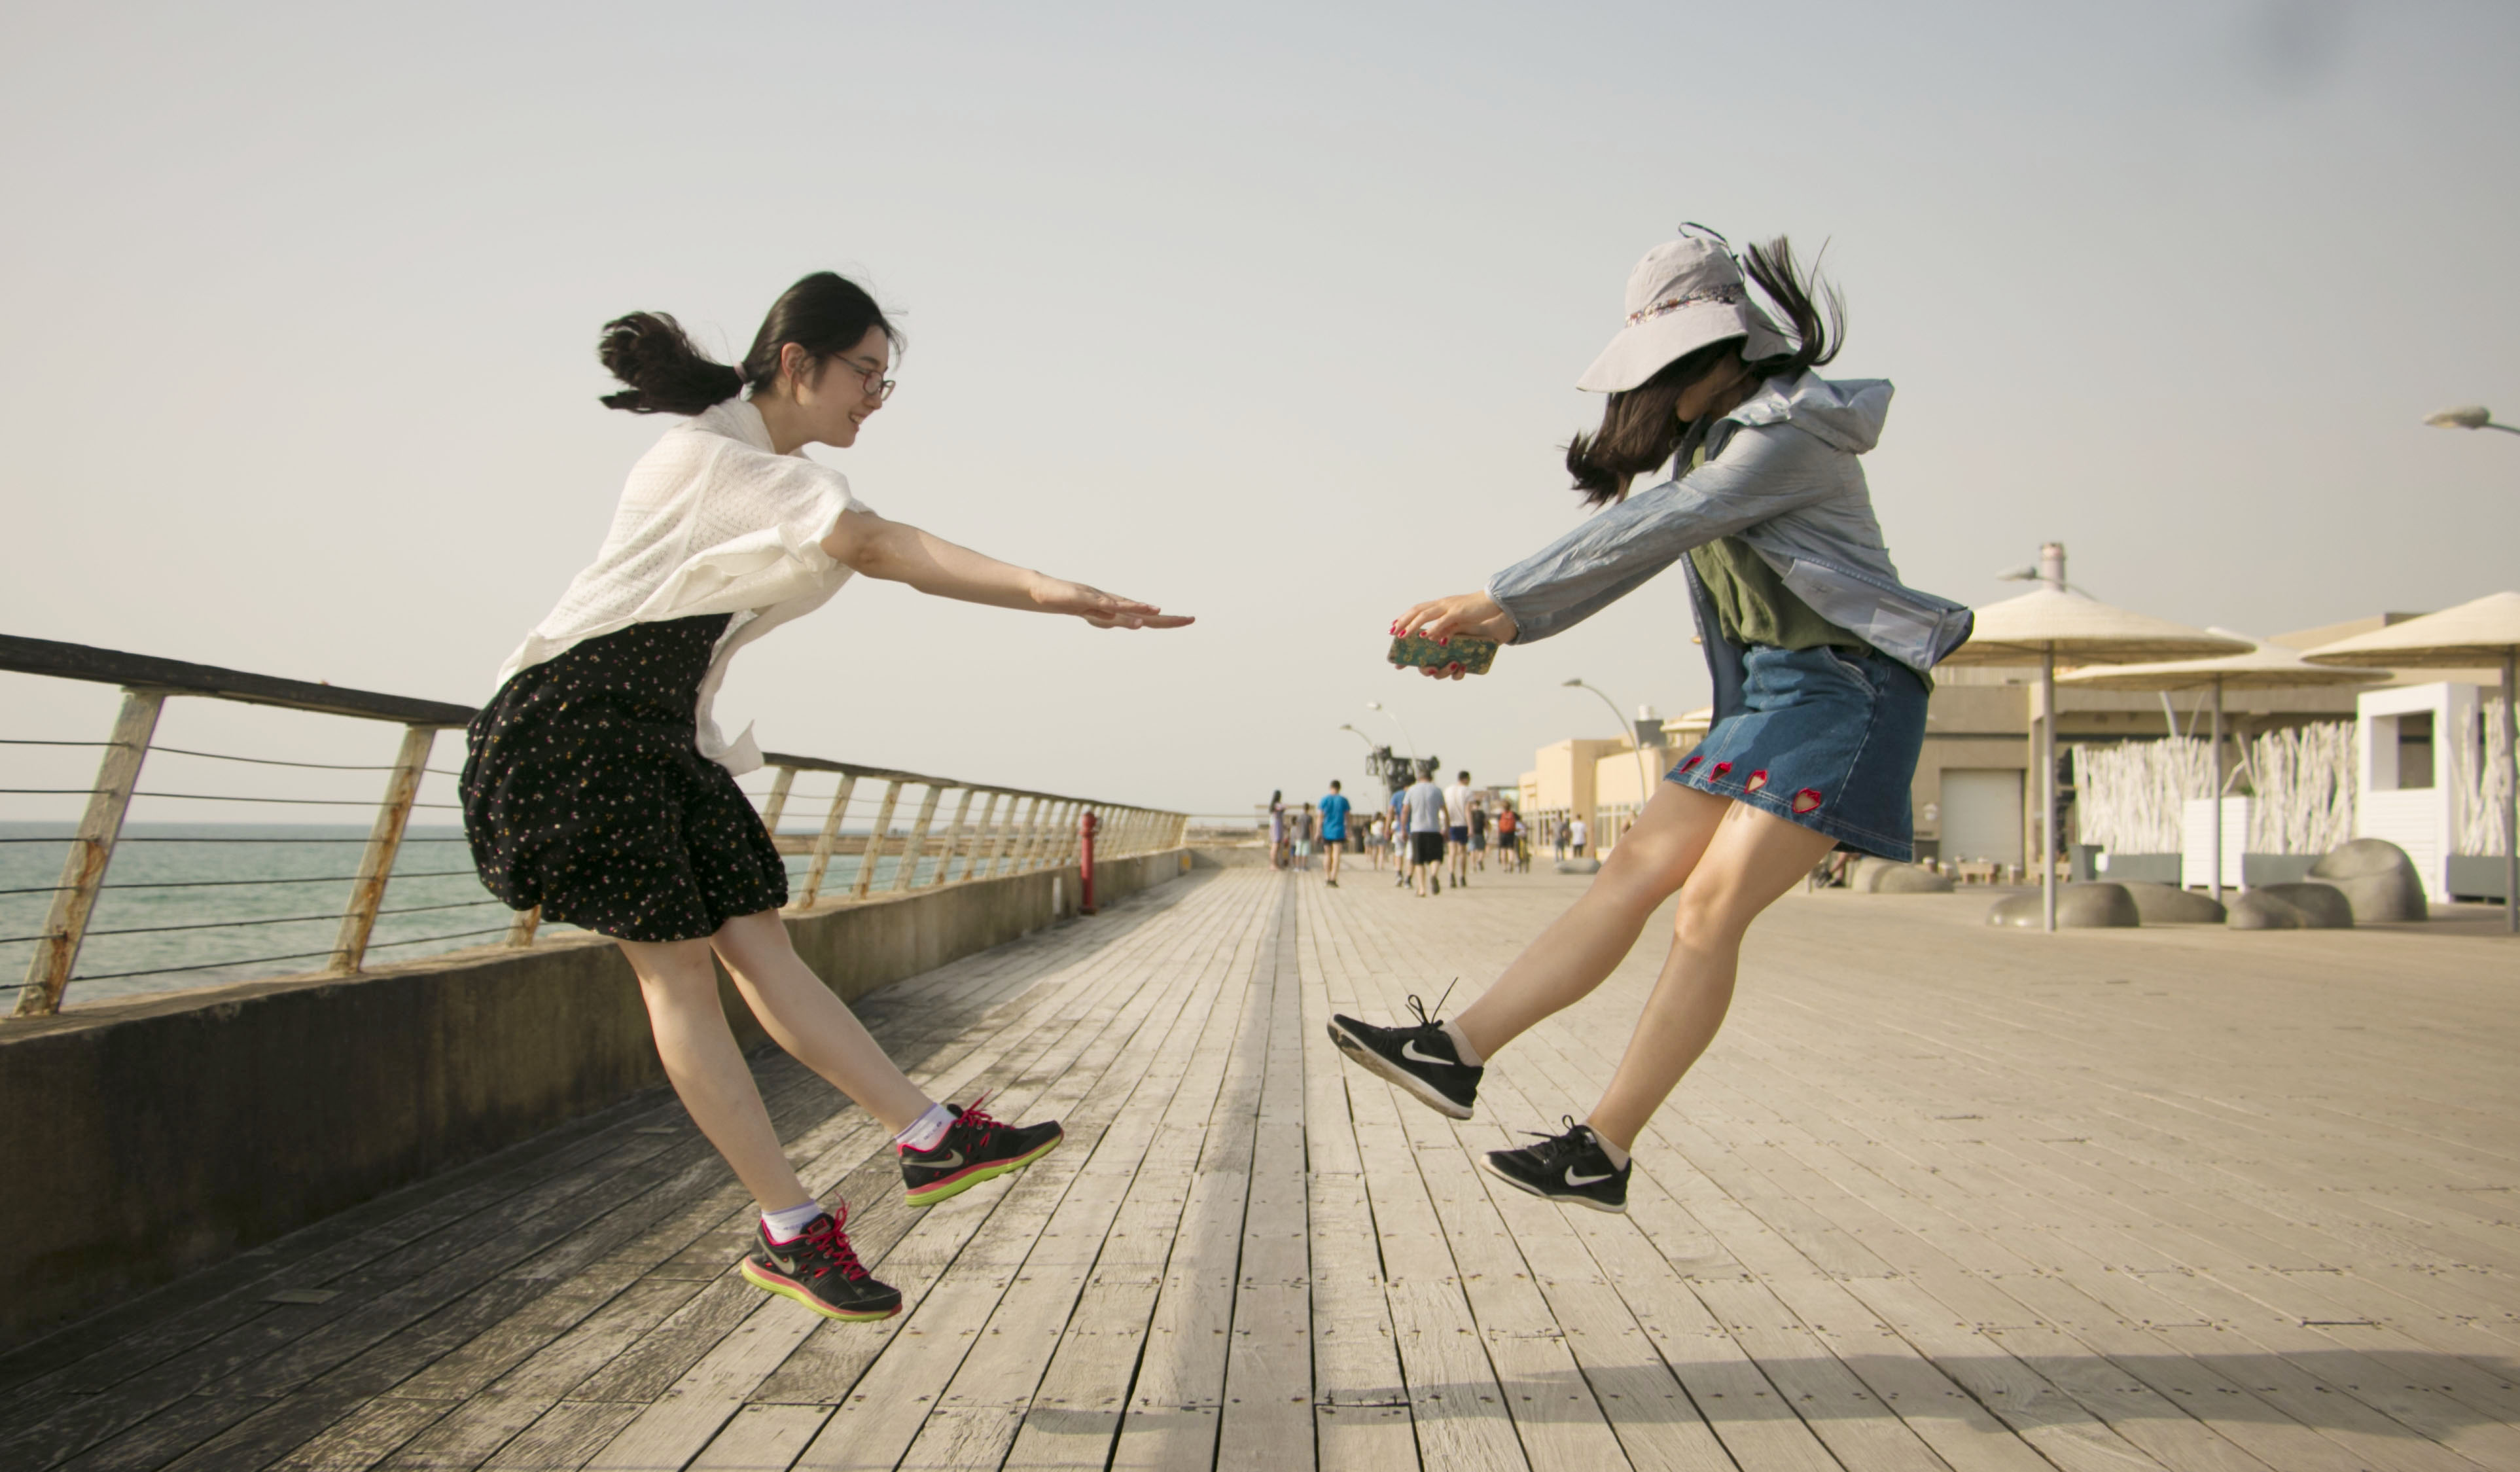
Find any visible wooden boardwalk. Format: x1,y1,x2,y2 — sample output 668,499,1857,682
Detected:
5,865,2516,1471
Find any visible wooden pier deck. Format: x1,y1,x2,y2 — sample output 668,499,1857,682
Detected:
5,865,2516,1471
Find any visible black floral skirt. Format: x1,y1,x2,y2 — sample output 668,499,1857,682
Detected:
461,613,789,942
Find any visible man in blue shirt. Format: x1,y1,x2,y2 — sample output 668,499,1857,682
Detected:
1318,781,1353,888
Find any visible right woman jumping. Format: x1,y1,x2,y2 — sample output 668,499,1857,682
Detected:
1329,226,1973,1211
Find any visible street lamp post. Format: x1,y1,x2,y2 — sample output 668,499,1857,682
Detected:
2424,404,2520,438
1563,679,1656,842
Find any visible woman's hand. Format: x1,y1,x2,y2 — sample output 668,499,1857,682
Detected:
1031,576,1195,630
1393,592,1517,680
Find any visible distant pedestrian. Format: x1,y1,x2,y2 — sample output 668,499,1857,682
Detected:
1444,770,1474,888
1319,781,1352,887
1568,816,1589,859
1268,790,1287,869
1469,799,1489,872
465,272,1188,1323
1292,804,1316,870
1404,770,1447,897
1391,787,1412,888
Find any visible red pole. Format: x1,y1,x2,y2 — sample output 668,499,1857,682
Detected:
1079,809,1099,915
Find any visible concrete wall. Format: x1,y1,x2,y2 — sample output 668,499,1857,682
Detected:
0,849,1188,1354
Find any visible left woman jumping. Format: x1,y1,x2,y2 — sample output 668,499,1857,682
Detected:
462,271,1191,1321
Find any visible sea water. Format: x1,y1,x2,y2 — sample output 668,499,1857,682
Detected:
0,823,855,1008
0,823,524,1007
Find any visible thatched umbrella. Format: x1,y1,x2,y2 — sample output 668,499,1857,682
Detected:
2304,592,2520,932
2059,636,2387,903
1940,588,2250,930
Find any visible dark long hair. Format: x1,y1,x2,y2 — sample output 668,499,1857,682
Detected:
597,271,900,415
1564,236,1843,506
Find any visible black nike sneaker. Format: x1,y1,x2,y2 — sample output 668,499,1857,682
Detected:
900,1097,1063,1207
1482,1117,1629,1213
739,1204,902,1320
1326,992,1482,1120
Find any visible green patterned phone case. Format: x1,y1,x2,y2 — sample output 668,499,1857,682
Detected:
1388,632,1499,675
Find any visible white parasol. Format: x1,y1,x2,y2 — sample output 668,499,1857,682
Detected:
1940,588,2251,930
2058,636,2387,903
2303,592,2520,933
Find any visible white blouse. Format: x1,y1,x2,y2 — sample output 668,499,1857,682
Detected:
495,399,867,775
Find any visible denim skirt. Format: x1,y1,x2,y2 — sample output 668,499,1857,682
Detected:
1666,643,1928,860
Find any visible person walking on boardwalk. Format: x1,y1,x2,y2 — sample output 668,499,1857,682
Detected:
1402,768,1448,897
1319,780,1352,887
462,272,1192,1322
1389,787,1412,888
1326,228,1970,1212
1444,770,1476,888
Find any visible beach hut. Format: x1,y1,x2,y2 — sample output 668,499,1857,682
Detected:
2305,592,2520,931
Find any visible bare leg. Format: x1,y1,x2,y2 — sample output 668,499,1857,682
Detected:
1583,802,1837,1152
711,910,933,1134
618,935,810,1210
1451,783,1730,1059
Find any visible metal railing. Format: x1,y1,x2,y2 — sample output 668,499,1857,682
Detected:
1,634,1186,1016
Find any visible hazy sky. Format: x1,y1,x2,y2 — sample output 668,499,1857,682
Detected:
5,0,2516,821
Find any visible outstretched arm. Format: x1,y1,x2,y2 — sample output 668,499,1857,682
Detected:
823,509,1192,630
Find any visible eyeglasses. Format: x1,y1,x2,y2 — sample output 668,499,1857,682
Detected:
836,359,896,402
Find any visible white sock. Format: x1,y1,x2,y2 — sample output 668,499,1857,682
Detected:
760,1200,823,1241
895,1101,955,1153
1438,1019,1484,1068
1586,1128,1631,1170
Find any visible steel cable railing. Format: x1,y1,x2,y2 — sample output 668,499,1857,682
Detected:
3,632,1185,1014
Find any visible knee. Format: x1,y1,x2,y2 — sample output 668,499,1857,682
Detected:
1671,882,1747,948
628,945,722,1014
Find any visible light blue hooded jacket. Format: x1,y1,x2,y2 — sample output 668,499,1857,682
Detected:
1485,371,1973,717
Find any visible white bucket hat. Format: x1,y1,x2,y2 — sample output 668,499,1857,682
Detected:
1575,227,1795,393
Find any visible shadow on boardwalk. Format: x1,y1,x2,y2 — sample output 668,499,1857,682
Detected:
2,867,2515,1471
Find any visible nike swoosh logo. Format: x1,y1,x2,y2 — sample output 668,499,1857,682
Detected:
922,1149,963,1169
1564,1168,1615,1187
1399,1039,1455,1067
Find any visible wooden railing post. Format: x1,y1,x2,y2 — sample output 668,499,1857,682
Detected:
794,774,858,910
759,764,798,837
990,795,1033,876
891,784,945,893
330,724,439,975
14,689,164,1016
851,779,904,899
1005,796,1044,872
1048,800,1082,869
930,787,976,887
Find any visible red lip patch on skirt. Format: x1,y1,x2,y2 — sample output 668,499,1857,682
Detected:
1745,770,1769,792
1711,762,1733,778
1792,788,1824,814
1679,755,1701,772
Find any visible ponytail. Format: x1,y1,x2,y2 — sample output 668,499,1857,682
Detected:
1738,236,1841,381
597,312,746,415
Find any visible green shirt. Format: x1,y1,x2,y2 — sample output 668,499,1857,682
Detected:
1686,536,1872,653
